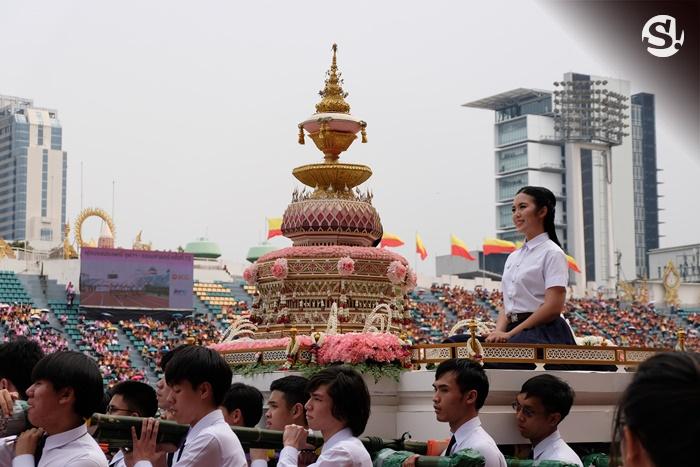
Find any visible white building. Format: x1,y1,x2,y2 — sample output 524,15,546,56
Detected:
0,95,67,250
464,73,658,293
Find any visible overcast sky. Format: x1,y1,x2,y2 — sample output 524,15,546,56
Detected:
3,0,698,276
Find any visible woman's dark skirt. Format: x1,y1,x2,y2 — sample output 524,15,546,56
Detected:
484,316,582,371
506,316,577,345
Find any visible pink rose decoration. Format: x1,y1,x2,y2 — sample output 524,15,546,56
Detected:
271,258,289,280
243,263,258,285
405,268,417,290
337,257,355,276
387,260,407,284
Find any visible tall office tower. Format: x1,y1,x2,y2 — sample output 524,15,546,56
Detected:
630,93,659,279
464,73,652,292
0,95,67,248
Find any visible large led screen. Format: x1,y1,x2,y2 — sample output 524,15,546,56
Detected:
79,248,193,310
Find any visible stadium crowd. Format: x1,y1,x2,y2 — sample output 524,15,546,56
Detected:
0,283,698,388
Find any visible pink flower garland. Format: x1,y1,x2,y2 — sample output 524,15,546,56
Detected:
337,257,355,276
212,333,409,366
243,263,258,285
387,260,407,284
271,258,289,280
317,333,410,365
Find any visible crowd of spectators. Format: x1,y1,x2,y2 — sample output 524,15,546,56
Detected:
405,285,698,350
566,298,699,350
73,317,147,386
2,281,699,383
121,315,222,376
0,303,69,354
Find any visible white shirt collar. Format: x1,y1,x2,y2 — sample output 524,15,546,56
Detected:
321,427,353,453
44,423,88,452
452,416,481,439
186,409,224,441
533,429,562,460
523,232,549,251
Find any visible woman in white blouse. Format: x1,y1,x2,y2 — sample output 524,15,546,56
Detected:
279,366,372,467
486,186,576,345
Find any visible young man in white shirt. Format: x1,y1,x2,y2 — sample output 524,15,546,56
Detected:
221,383,263,428
250,376,314,467
105,381,159,467
0,350,109,467
131,345,247,467
405,358,506,467
278,366,372,467
513,375,582,466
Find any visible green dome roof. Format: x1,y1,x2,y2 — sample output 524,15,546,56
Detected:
184,238,222,259
246,242,278,263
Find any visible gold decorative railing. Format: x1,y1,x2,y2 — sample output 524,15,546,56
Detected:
219,343,665,369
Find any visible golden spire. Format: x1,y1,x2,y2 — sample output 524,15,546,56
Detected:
315,44,351,114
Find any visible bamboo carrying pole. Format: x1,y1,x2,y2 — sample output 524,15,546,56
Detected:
88,414,489,466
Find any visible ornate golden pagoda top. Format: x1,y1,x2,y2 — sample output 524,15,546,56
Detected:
315,44,351,114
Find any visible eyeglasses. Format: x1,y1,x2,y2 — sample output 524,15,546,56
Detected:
511,401,539,418
106,405,133,415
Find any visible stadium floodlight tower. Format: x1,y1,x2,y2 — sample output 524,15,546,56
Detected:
552,77,630,293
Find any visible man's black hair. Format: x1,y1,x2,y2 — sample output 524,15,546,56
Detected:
159,344,190,371
307,366,370,437
109,380,158,417
520,374,575,421
270,375,309,409
221,383,263,427
165,345,232,406
31,351,104,419
435,358,489,410
0,338,44,399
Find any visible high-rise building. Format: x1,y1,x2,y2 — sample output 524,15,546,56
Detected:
0,95,67,248
464,73,659,292
630,93,659,278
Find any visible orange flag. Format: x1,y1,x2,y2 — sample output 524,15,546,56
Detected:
416,233,428,260
566,254,581,273
267,218,283,239
483,238,516,255
380,232,405,248
450,234,476,261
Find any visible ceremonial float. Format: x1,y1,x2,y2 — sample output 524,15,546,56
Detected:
210,45,683,465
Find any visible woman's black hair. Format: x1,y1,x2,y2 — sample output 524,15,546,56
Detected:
516,186,562,248
611,352,700,467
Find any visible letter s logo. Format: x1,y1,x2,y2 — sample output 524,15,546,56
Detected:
642,15,684,57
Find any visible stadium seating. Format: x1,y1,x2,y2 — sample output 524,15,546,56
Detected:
0,270,33,304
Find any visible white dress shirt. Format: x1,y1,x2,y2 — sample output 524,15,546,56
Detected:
443,417,506,467
108,450,125,467
2,423,108,467
134,409,246,467
533,430,582,466
278,427,371,467
502,232,568,316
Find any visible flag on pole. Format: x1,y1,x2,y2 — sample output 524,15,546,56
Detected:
565,254,582,273
483,238,517,255
267,218,283,239
380,232,405,248
450,234,476,261
416,233,428,260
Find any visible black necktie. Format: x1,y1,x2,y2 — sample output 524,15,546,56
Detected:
34,435,48,467
446,435,456,456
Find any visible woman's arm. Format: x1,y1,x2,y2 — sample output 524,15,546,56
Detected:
485,309,509,342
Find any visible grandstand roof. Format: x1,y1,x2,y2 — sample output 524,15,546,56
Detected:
185,238,222,258
462,88,551,110
246,242,278,263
